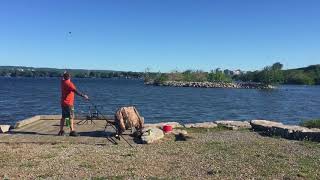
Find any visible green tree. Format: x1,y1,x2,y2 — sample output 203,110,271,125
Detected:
256,62,284,85
272,62,283,70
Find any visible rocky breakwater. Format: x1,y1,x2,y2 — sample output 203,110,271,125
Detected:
251,120,320,142
145,81,275,89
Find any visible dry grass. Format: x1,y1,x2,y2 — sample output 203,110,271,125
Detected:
0,128,320,179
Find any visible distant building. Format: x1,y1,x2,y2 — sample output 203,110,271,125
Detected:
232,69,242,75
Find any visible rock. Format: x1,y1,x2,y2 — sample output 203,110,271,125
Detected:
144,122,183,129
250,120,320,142
172,129,188,135
250,120,284,133
141,127,164,144
172,129,189,141
215,120,251,130
0,125,11,133
184,122,217,128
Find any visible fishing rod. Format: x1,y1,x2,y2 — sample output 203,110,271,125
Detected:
86,99,134,148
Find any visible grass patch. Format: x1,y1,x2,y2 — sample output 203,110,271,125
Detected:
0,153,14,168
90,176,125,180
297,156,320,179
147,177,173,180
20,161,37,168
52,144,69,149
203,141,235,154
300,119,320,128
79,163,94,169
120,153,134,157
36,172,58,179
90,177,107,180
299,140,320,148
40,153,57,159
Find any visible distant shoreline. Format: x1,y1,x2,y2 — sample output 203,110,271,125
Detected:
0,76,143,80
1,76,319,87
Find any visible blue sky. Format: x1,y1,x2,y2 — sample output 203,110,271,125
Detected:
0,0,319,72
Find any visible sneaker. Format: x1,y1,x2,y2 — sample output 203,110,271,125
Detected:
69,131,80,137
58,130,65,136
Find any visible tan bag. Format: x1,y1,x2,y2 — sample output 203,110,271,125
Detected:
115,106,144,134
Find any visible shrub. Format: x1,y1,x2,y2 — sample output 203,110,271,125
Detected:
154,73,168,85
300,119,320,128
207,70,232,82
284,71,314,85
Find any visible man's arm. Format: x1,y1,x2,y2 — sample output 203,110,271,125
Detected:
74,90,89,100
69,82,89,100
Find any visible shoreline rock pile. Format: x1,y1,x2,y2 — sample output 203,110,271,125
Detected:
250,120,320,142
184,122,218,128
216,120,251,130
141,120,320,143
145,81,274,89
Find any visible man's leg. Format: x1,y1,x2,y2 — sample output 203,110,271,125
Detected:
69,106,79,136
60,118,65,132
59,106,66,135
70,118,74,131
69,106,75,131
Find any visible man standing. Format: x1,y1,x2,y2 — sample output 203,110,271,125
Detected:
59,72,89,136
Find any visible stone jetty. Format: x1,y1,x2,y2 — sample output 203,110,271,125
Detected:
145,80,275,89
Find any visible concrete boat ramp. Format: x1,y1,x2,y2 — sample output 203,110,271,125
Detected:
0,115,132,146
12,115,116,136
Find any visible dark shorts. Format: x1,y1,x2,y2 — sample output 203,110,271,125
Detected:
61,106,74,119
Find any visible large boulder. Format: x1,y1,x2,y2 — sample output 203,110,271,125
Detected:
141,127,164,144
0,125,11,133
250,120,320,141
184,122,217,128
215,120,251,130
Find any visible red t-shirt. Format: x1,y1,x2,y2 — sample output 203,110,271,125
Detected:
61,79,76,107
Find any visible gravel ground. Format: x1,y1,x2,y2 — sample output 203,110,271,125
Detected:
1,128,320,179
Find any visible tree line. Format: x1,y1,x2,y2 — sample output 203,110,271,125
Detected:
0,66,144,79
235,63,320,85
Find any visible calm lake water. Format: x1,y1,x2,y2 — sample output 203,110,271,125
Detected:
0,77,319,125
